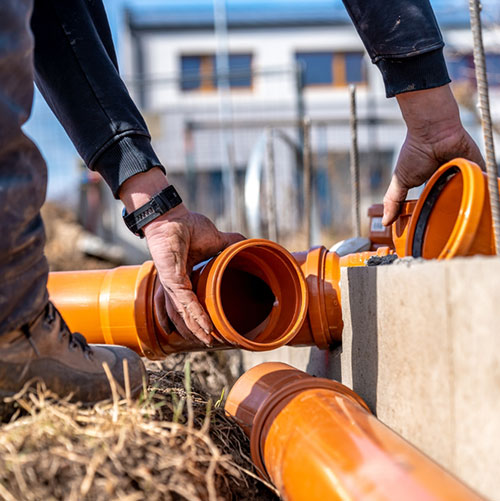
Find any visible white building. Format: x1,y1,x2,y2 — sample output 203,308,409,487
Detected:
92,0,500,259
116,0,500,239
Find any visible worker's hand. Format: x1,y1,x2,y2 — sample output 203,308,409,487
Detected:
146,206,244,345
119,167,244,345
383,85,485,226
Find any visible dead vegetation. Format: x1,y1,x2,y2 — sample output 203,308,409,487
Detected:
0,359,278,500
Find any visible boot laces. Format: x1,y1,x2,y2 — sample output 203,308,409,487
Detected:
20,324,40,357
52,304,93,357
23,302,93,358
68,331,92,355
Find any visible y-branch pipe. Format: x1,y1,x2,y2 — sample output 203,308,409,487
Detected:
225,362,482,501
405,158,500,259
48,239,392,357
48,239,308,359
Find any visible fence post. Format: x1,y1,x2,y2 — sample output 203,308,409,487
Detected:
265,127,278,242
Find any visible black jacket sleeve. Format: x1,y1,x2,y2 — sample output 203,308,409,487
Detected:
31,0,164,197
342,0,451,97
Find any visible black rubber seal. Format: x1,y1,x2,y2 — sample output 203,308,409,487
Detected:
412,167,459,258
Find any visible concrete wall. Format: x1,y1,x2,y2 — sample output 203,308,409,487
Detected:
242,256,500,500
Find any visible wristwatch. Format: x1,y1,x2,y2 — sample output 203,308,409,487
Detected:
122,185,182,238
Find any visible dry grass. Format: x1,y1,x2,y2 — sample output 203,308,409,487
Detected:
17,203,279,499
0,358,279,501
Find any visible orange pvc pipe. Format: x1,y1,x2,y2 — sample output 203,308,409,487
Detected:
48,240,398,356
367,203,394,250
368,201,418,256
289,247,342,348
405,158,499,259
391,199,417,257
225,362,482,501
288,245,393,348
48,239,309,358
338,245,394,267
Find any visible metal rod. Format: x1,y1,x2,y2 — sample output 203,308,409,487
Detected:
213,0,238,231
469,0,500,254
125,65,300,87
265,127,279,242
186,116,404,131
349,85,361,237
303,117,313,247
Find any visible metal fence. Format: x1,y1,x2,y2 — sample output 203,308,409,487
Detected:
126,65,403,249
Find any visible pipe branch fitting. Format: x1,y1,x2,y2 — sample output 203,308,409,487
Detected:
48,239,308,358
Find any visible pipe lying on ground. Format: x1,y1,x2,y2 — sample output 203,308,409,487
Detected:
225,362,482,501
48,239,308,359
401,158,499,259
48,239,392,357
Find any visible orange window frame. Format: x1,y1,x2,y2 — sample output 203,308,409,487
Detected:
301,52,366,88
183,54,253,92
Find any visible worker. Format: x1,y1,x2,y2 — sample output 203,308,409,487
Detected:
0,0,484,409
0,0,244,412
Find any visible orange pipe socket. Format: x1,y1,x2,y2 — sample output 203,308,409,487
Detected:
399,158,499,259
289,247,342,348
47,239,309,359
368,201,418,256
367,203,393,250
225,362,482,501
288,245,394,349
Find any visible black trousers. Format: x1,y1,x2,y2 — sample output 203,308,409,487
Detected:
0,0,48,334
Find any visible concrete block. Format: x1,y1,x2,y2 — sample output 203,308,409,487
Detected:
339,257,500,499
243,256,500,499
446,257,500,497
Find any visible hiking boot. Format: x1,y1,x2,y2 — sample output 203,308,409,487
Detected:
0,302,147,407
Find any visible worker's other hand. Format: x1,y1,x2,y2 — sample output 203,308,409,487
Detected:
383,84,485,226
119,167,244,345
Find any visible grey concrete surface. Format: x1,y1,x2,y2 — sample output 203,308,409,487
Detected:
243,256,500,500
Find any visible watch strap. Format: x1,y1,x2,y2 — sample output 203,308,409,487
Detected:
122,185,182,237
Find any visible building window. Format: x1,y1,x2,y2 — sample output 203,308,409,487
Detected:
296,52,333,85
296,51,366,87
227,54,253,88
345,53,365,83
180,54,252,92
446,53,473,83
446,52,500,86
181,56,204,91
486,54,500,86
